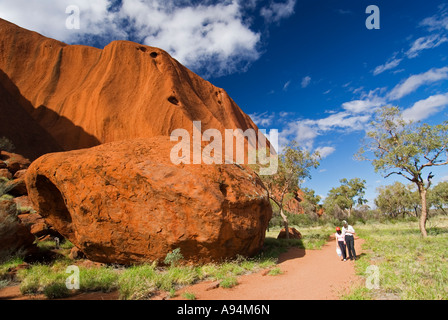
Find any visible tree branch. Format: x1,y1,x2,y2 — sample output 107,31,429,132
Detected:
385,171,414,182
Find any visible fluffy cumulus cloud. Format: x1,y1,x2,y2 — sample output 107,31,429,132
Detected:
402,93,448,122
342,96,385,114
314,146,336,159
0,0,296,77
0,0,122,41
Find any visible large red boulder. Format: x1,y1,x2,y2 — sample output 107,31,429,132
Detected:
277,227,302,240
25,137,272,265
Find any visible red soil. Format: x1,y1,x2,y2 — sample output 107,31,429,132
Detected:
174,236,364,300
0,237,363,300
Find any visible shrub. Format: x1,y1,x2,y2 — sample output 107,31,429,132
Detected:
43,282,70,299
183,291,196,300
219,276,238,288
79,267,119,293
164,248,183,267
118,264,158,300
267,267,283,276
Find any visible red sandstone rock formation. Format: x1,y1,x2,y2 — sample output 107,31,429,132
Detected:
0,18,260,160
25,136,272,265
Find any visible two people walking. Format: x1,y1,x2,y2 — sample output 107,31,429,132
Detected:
335,220,357,261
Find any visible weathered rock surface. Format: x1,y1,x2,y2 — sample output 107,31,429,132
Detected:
0,18,260,160
26,137,272,265
0,151,31,175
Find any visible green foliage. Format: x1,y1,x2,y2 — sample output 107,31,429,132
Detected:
43,282,70,299
267,267,283,276
0,256,24,280
219,276,238,288
117,264,158,300
258,140,320,236
79,267,119,293
182,291,196,300
324,178,367,217
300,187,322,214
263,141,320,201
356,106,448,236
164,248,184,267
343,216,448,300
356,107,448,181
429,181,448,214
18,263,69,297
375,182,420,217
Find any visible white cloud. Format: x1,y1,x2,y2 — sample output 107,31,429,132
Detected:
420,7,448,31
0,0,121,41
260,0,296,23
279,120,318,150
119,0,262,77
310,112,371,132
342,96,385,114
249,111,276,127
278,108,372,150
373,58,403,76
301,76,311,88
406,34,448,59
315,146,336,159
283,80,291,91
388,66,448,100
440,175,448,182
402,93,448,122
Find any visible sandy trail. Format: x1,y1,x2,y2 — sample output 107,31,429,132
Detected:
174,237,364,300
0,237,363,300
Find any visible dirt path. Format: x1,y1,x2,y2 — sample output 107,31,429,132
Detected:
0,237,364,300
174,237,364,300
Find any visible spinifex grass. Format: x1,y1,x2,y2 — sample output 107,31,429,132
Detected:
344,216,448,300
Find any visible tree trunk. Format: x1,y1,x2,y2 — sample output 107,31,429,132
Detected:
279,208,289,239
417,184,428,237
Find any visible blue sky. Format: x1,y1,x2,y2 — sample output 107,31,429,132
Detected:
1,0,447,205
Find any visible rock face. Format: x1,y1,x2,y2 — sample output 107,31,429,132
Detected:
25,137,272,265
0,18,260,160
0,152,62,243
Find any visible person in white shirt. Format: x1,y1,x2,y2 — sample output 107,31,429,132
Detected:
342,220,357,260
335,227,347,261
